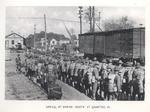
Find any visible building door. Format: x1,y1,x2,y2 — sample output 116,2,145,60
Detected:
16,43,22,50
5,40,9,49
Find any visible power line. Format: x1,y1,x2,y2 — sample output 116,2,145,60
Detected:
6,16,87,23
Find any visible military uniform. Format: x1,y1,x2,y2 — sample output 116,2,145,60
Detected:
46,64,57,93
60,60,66,82
107,71,116,100
16,54,21,72
132,63,145,100
69,61,76,86
92,64,100,100
83,64,93,96
66,60,71,84
73,62,80,84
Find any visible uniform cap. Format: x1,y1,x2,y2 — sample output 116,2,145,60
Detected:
93,57,97,61
108,59,112,63
107,65,113,70
102,59,107,63
118,60,123,64
94,61,99,65
125,62,133,67
136,62,141,67
114,66,120,71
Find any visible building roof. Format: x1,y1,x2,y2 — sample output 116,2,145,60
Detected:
31,32,70,41
5,32,25,39
59,37,70,41
79,27,145,36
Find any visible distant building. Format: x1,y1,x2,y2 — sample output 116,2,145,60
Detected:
59,38,70,45
5,32,26,49
40,37,70,50
40,38,58,50
71,34,79,47
26,32,71,50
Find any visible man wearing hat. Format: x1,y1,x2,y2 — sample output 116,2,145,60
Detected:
60,59,66,82
69,60,76,87
99,59,108,100
93,57,99,65
83,61,93,96
132,62,145,100
82,59,89,95
118,60,123,68
77,61,85,92
73,60,81,90
107,59,115,72
122,63,133,100
91,62,101,100
16,54,21,73
101,59,107,70
114,66,123,100
65,59,71,84
106,65,116,100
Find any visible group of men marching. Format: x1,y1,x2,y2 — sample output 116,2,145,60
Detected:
58,57,145,101
15,53,145,101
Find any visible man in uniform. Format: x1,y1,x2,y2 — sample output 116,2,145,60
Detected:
107,59,114,70
16,54,21,73
69,59,76,87
66,59,71,84
23,58,28,75
100,59,108,100
107,65,116,100
132,62,145,100
114,66,123,100
46,62,59,97
77,61,85,92
73,60,81,90
26,63,32,79
92,62,101,100
60,59,66,82
122,62,133,100
83,60,93,96
82,60,89,95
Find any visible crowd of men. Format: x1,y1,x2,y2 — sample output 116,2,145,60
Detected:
15,52,145,101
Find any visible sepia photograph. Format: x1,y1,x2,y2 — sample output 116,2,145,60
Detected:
5,6,145,101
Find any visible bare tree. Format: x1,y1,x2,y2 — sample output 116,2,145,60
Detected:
102,16,135,31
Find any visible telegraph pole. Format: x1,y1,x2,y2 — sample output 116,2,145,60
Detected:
44,14,47,52
78,6,83,34
34,24,36,49
99,12,101,28
89,6,92,32
92,6,95,32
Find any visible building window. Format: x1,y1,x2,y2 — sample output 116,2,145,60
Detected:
12,40,14,44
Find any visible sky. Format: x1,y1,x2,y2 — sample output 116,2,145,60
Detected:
6,6,145,38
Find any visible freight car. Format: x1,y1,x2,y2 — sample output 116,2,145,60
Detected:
79,27,145,60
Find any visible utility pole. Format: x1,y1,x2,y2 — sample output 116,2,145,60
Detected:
99,12,101,28
89,6,92,32
44,14,47,52
92,6,95,32
34,24,36,49
78,6,83,34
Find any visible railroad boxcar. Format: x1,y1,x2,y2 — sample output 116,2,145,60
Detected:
79,27,145,59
